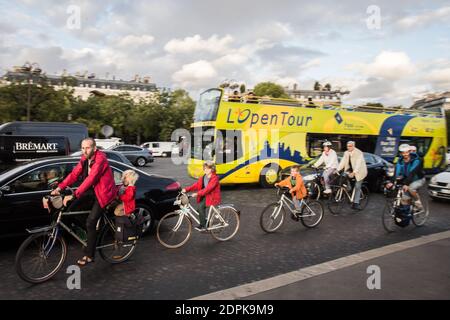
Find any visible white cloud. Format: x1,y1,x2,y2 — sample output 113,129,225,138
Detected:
164,34,234,54
115,34,155,48
349,51,415,80
172,60,217,87
397,6,450,29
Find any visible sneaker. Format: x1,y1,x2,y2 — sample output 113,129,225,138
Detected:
290,211,300,221
352,203,362,211
323,188,332,194
195,225,207,232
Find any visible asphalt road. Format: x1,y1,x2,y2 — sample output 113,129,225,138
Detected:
0,158,449,300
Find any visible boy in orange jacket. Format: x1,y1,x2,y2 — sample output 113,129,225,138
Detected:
275,165,308,213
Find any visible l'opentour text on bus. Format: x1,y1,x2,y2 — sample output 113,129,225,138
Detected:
187,88,447,187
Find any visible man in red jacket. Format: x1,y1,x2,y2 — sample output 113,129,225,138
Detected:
182,161,221,231
51,137,117,266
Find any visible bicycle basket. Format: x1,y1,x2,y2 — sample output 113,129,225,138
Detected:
394,205,412,228
180,194,190,205
42,195,64,211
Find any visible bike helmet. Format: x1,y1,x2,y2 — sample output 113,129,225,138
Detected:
398,144,410,152
322,141,332,147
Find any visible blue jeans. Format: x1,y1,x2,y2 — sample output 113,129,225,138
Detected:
353,180,363,204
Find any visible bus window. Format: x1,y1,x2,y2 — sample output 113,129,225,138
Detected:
194,89,222,122
215,130,243,164
307,133,378,156
400,137,432,157
191,127,215,160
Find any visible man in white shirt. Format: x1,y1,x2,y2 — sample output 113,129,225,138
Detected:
337,141,368,210
313,141,338,194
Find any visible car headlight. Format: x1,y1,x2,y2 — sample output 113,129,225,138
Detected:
387,167,395,177
430,176,437,185
303,174,316,181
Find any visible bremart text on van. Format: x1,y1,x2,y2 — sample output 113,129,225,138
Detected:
226,108,313,128
14,142,58,152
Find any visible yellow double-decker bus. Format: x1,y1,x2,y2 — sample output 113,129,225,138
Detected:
187,88,447,187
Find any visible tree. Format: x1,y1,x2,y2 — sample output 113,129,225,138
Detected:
324,83,331,91
314,81,321,91
239,84,246,94
253,82,289,99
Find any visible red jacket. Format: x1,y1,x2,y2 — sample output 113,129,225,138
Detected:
119,185,136,216
58,150,117,209
185,173,221,206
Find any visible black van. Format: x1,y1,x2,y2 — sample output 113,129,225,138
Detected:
0,121,88,153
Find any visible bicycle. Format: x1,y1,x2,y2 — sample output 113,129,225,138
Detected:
15,188,138,284
304,167,324,200
156,192,240,248
382,178,429,232
327,172,370,215
260,186,324,233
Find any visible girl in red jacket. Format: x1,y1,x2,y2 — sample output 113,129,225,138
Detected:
114,170,139,216
182,161,221,231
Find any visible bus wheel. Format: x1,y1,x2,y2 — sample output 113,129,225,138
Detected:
259,164,280,188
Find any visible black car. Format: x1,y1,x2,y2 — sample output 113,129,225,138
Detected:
70,150,133,166
279,152,395,192
109,144,154,167
0,156,181,238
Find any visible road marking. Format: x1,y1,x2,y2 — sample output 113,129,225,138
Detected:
191,230,450,300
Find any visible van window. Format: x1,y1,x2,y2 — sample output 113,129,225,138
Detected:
152,143,160,148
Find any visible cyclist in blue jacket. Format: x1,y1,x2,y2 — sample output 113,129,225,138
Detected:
387,144,425,210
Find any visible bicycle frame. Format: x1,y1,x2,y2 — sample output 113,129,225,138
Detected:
29,208,118,257
172,202,229,232
273,192,317,219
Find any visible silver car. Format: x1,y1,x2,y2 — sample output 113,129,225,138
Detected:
429,167,450,200
109,144,154,167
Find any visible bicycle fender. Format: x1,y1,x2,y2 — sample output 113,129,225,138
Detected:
217,204,241,216
26,225,54,234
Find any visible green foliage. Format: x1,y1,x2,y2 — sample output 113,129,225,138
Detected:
253,82,289,99
0,84,196,144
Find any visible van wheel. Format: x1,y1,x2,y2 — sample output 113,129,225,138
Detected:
259,164,280,188
136,157,146,167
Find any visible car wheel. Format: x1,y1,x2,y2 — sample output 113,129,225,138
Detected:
135,204,155,234
259,164,280,188
136,157,146,167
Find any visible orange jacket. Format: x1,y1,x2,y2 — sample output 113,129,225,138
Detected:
277,173,308,199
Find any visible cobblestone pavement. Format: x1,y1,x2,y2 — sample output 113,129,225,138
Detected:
0,158,449,300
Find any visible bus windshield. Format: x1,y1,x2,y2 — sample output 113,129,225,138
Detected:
194,89,222,122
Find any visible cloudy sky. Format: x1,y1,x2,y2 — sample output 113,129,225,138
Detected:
1,0,449,106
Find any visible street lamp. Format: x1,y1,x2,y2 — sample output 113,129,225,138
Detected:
22,62,43,121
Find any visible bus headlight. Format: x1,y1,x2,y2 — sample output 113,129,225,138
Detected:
387,167,395,177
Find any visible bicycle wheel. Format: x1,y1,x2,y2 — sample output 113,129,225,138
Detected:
260,202,285,233
305,181,321,200
300,200,324,228
15,231,67,284
412,189,429,227
98,224,137,264
209,207,240,241
157,211,192,248
328,187,347,215
381,200,398,233
359,185,370,210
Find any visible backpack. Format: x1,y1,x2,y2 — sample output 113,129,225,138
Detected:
394,204,412,228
